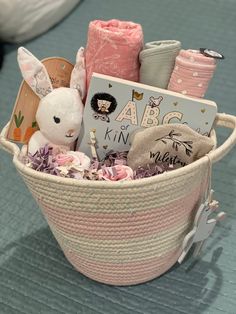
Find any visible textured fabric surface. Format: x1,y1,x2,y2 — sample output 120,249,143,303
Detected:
127,124,215,169
11,137,211,285
168,49,217,98
0,0,80,43
139,40,181,89
0,0,236,313
85,19,143,87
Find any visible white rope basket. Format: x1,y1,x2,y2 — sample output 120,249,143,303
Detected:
1,113,236,286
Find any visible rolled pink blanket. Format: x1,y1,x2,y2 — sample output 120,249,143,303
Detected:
85,19,143,88
168,49,217,98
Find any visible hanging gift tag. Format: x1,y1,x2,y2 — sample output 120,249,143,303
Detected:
178,192,225,263
199,48,225,60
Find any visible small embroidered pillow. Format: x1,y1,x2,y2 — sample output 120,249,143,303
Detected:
127,124,215,170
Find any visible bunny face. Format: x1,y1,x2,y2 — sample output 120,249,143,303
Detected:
37,87,83,146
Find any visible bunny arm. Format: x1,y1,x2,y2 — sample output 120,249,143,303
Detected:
28,130,73,155
28,131,50,155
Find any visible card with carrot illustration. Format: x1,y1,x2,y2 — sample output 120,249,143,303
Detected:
7,57,74,143
13,110,24,141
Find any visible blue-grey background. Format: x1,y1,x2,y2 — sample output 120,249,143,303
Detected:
0,0,236,313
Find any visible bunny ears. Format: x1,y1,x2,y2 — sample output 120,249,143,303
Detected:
70,48,86,99
17,47,53,98
17,47,86,99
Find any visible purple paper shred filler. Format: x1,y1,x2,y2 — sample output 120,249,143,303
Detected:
25,146,175,181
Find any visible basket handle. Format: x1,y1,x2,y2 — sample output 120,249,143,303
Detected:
207,113,236,163
1,113,236,162
0,121,20,156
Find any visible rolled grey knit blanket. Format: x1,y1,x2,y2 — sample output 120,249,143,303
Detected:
139,40,181,89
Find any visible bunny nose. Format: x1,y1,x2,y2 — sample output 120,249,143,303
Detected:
67,129,75,136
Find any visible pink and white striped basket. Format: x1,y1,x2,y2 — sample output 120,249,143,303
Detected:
1,113,236,286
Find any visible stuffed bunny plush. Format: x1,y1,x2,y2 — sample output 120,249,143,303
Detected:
17,46,86,155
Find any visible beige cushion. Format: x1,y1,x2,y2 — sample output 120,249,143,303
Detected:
0,0,80,43
127,124,215,170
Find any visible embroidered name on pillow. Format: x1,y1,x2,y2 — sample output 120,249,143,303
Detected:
127,124,215,170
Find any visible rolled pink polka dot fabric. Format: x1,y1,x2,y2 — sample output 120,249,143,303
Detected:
168,49,217,98
85,19,144,89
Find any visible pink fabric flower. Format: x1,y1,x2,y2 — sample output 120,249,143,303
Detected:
55,154,74,166
55,151,90,170
98,165,133,181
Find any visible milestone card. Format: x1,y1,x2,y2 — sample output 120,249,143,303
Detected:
78,73,217,159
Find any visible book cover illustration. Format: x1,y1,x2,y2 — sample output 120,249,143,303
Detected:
78,73,217,159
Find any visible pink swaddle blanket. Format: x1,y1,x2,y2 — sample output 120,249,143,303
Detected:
85,19,143,88
168,50,217,98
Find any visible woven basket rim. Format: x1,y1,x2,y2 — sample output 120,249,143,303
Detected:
2,111,236,189
13,151,210,189
12,128,216,188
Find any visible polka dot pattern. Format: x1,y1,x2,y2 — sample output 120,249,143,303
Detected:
168,49,217,98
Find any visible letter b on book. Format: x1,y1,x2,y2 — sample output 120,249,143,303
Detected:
141,105,160,127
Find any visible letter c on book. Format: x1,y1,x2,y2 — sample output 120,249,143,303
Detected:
162,111,183,124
